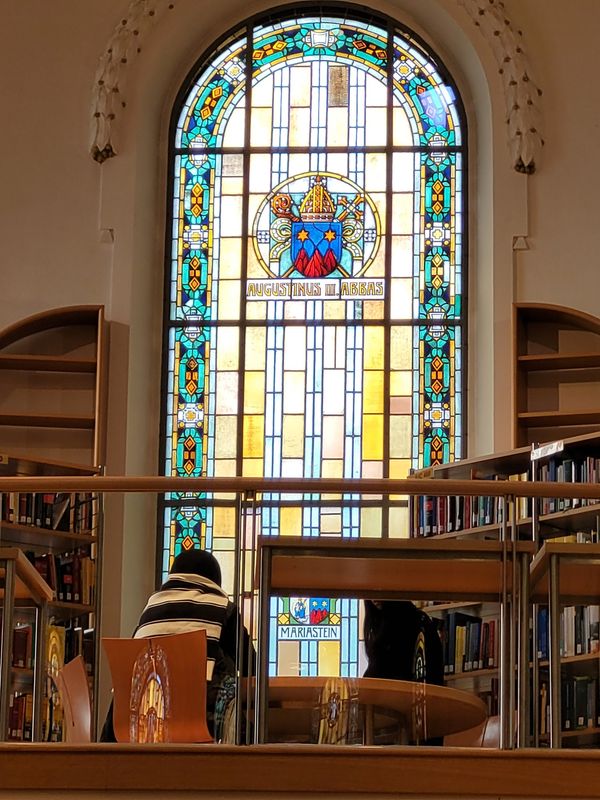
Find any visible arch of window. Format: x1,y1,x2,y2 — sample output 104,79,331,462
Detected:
161,9,465,676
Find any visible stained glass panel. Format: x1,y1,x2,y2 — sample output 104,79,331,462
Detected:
163,10,465,678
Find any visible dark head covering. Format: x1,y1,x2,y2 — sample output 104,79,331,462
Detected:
170,548,222,586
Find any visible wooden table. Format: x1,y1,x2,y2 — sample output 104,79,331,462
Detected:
254,537,533,746
242,676,487,745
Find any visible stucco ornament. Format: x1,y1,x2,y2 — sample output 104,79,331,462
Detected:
457,0,543,172
90,0,543,172
90,0,175,163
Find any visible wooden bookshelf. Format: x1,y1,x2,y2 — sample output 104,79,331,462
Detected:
514,303,600,448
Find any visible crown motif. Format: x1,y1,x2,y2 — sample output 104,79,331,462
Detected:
299,176,335,222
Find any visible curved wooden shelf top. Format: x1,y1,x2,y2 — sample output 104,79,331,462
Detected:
0,548,53,603
0,305,104,350
515,302,600,336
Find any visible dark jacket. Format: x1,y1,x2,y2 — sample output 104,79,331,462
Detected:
363,600,444,685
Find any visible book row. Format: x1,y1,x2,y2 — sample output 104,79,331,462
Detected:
413,488,533,538
438,612,499,675
1,491,97,534
539,677,600,735
537,456,600,515
25,549,96,605
7,692,33,741
537,605,600,661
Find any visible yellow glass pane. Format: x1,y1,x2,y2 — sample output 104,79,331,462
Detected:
250,107,273,146
365,107,387,145
284,327,306,366
281,458,303,477
363,327,384,369
392,193,413,235
216,372,238,413
212,506,236,537
288,152,310,175
363,370,383,413
215,417,237,459
213,458,236,476
389,414,411,458
393,152,416,192
326,153,348,176
219,238,241,279
220,195,243,236
217,280,241,321
360,506,382,538
362,461,383,479
365,152,386,192
327,108,348,146
245,328,266,369
318,641,340,677
221,176,243,195
246,231,264,279
282,414,305,458
322,459,343,478
251,73,273,106
290,65,311,106
212,536,236,550
222,106,245,147
362,301,384,320
277,641,300,677
289,108,310,146
220,552,235,596
321,512,341,534
242,458,263,477
388,506,410,538
216,327,239,370
362,414,383,460
323,327,336,369
243,414,264,457
280,506,302,536
246,302,266,320
393,103,412,146
390,458,412,479
324,301,346,319
390,326,412,370
244,371,265,414
283,372,306,413
322,416,344,459
249,154,272,193
391,278,412,318
323,369,345,414
284,301,306,320
391,235,412,277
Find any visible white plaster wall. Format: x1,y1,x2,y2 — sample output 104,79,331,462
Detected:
0,0,595,724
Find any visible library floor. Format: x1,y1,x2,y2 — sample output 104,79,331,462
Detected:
1,743,600,798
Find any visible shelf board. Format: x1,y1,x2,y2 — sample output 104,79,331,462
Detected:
518,352,600,371
539,502,600,535
518,410,600,427
49,600,94,616
0,413,95,430
422,601,483,613
0,521,96,551
445,667,498,682
561,726,600,740
0,354,96,373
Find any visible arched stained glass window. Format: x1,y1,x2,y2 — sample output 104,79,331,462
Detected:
161,10,465,677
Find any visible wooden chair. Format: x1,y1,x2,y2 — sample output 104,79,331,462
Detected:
55,655,92,743
102,629,212,743
444,714,501,748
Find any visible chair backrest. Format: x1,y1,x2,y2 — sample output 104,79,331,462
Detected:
444,714,503,748
55,655,92,743
102,629,212,744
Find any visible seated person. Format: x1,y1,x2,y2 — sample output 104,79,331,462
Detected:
100,547,254,742
363,600,444,685
363,600,444,744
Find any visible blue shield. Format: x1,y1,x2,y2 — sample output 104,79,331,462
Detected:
291,221,342,277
